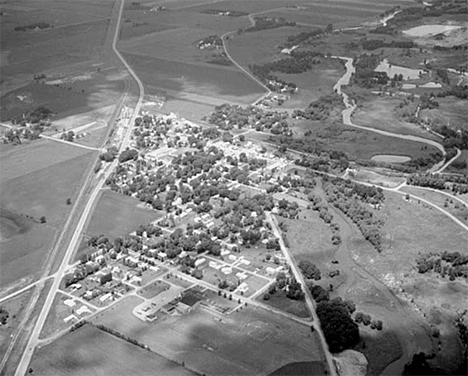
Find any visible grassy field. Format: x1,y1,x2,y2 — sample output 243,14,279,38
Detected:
40,292,94,340
0,140,96,288
30,323,198,376
92,295,326,376
445,149,468,175
270,361,326,376
137,280,171,299
420,97,468,131
400,186,468,225
0,288,33,359
85,190,163,240
353,97,442,140
260,290,310,318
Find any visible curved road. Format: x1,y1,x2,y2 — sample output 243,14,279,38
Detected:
14,0,144,374
332,56,447,172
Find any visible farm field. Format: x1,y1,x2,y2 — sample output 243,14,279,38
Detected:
84,190,163,241
123,52,264,105
30,323,198,376
92,296,326,376
353,97,442,140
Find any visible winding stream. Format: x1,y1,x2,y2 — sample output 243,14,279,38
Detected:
332,56,446,172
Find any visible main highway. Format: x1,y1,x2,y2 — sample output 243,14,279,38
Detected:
13,0,144,374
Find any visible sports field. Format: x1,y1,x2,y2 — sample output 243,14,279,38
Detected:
92,296,326,375
30,324,198,376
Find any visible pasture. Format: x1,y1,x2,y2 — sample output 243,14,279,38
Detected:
92,296,326,376
400,186,468,224
353,96,443,140
30,323,197,376
85,190,163,241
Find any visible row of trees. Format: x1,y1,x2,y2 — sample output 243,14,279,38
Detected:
407,173,468,194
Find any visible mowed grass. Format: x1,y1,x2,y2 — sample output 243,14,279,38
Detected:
353,96,442,140
30,323,198,376
92,296,325,376
260,290,310,318
85,190,163,240
138,280,171,300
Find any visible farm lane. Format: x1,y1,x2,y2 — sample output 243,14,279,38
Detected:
13,0,145,374
434,147,461,173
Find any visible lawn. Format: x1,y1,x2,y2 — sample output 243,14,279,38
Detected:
137,280,171,300
30,323,198,376
40,292,94,340
85,189,163,240
260,290,310,318
92,299,326,376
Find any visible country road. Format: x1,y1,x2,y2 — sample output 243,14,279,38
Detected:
266,213,338,376
13,0,144,374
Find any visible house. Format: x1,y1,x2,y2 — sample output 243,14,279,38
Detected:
76,305,91,316
64,299,76,308
221,266,232,275
63,314,77,323
195,258,206,267
158,252,168,261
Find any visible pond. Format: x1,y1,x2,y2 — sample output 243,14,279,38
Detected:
371,155,411,163
375,59,426,80
403,24,462,37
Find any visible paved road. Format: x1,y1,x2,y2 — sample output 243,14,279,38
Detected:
13,0,144,374
266,213,338,376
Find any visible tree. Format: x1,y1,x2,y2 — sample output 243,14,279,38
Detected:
298,260,321,280
40,216,46,224
66,198,71,205
317,300,360,353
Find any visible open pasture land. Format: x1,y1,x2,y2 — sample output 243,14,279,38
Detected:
40,292,95,340
179,0,313,14
400,186,468,225
30,323,197,376
353,96,442,140
420,97,468,131
284,120,442,163
85,190,163,241
350,168,406,188
123,52,264,105
276,63,344,110
92,296,326,376
352,191,468,284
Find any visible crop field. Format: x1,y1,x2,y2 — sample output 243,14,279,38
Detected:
85,190,163,240
353,97,443,140
228,26,314,67
1,68,125,121
123,52,264,105
92,296,325,376
30,323,197,376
